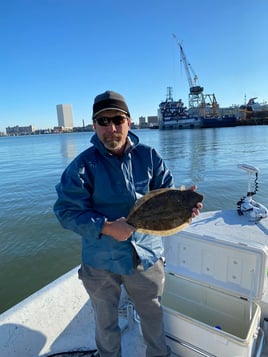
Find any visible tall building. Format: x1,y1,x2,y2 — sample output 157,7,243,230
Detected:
56,104,74,128
139,116,146,128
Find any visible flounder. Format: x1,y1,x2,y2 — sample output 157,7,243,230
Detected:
127,188,204,236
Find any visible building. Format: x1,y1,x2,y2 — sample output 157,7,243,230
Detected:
138,115,159,129
6,125,34,136
139,116,147,128
56,104,74,129
147,115,159,128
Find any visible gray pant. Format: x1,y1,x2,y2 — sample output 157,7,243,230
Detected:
79,260,171,357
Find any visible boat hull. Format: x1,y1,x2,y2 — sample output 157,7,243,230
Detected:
200,115,237,128
159,118,201,130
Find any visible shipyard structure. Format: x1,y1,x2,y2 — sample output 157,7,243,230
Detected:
158,36,239,129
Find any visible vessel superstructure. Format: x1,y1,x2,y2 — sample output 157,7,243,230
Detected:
158,87,201,129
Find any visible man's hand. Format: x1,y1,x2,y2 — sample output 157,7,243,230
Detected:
101,217,135,241
187,185,203,217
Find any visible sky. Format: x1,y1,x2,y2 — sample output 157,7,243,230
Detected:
1,0,268,132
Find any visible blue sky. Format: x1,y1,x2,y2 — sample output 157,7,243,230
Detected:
1,0,268,132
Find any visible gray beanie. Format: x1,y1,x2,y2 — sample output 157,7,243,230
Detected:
92,90,130,118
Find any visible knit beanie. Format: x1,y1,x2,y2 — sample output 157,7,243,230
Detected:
92,90,130,118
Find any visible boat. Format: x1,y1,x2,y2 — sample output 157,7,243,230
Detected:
158,87,202,130
160,36,238,130
200,114,237,128
239,97,268,124
158,92,237,129
1,163,268,357
148,123,160,129
187,92,237,128
157,89,237,129
240,97,268,113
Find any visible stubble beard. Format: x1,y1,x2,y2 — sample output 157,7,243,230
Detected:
103,133,125,152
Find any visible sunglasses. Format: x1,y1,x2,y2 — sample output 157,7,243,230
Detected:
94,115,128,126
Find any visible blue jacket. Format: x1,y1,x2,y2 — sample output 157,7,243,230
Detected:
54,131,174,274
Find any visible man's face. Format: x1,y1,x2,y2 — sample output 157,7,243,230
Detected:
93,110,131,155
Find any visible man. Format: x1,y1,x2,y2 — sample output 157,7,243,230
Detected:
54,90,202,357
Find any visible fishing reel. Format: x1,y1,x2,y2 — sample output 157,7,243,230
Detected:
237,163,268,221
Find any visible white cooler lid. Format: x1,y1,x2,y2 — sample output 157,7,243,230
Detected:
164,231,268,301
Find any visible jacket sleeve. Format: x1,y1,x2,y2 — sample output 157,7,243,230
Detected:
53,159,105,238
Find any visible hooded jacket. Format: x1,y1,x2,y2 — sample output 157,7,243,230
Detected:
54,131,174,274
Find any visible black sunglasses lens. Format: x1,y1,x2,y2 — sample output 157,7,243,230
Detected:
96,116,127,126
96,117,109,126
112,116,126,125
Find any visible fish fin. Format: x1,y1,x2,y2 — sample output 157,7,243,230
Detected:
135,221,190,237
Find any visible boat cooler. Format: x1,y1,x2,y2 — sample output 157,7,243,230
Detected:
162,231,268,357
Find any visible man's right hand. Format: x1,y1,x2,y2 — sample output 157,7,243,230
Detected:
101,217,135,241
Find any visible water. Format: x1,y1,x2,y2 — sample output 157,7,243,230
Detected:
1,126,268,313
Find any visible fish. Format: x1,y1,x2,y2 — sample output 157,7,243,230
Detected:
127,188,204,236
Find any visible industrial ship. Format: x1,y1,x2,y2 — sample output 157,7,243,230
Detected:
158,35,237,129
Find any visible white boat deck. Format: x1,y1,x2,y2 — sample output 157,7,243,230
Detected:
0,266,150,357
1,210,268,356
183,209,268,244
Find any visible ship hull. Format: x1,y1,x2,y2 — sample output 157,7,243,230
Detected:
200,115,237,128
159,117,201,130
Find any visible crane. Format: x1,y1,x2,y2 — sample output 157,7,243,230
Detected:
173,34,220,117
172,34,203,95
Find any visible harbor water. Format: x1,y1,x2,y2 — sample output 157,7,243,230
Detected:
1,126,268,313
